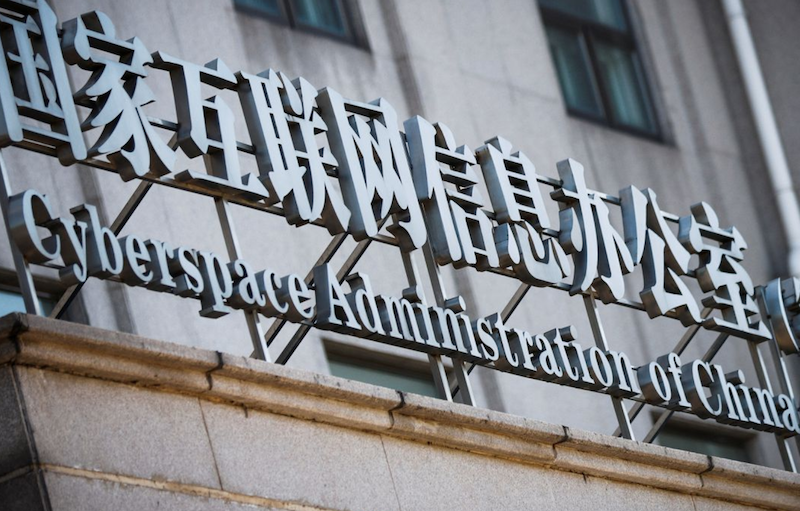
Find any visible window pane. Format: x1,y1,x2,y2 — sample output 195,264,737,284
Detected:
539,0,628,31
290,0,347,36
235,0,282,17
0,289,26,316
0,289,54,317
656,428,750,463
545,26,604,119
594,41,657,134
328,356,438,397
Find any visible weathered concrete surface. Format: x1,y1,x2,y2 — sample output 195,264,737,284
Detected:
0,314,798,511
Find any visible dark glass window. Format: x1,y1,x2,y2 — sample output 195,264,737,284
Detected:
655,425,751,463
235,0,356,43
538,0,660,138
326,347,440,397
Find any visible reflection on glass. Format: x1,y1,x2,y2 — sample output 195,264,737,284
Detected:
290,0,346,36
539,0,627,30
0,289,55,317
328,355,438,397
594,41,657,134
235,0,282,16
545,26,604,119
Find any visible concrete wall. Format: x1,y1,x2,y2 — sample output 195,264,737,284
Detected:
0,0,797,470
1,314,798,511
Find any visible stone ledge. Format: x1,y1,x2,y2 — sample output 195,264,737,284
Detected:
0,313,218,395
706,455,800,490
697,455,800,510
393,391,567,443
1,313,799,511
552,446,705,494
560,426,711,473
214,351,402,409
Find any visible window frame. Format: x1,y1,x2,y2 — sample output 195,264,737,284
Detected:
652,417,755,464
0,270,85,322
324,341,448,397
539,1,662,141
234,0,368,48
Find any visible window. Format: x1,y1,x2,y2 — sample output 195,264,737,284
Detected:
325,345,440,397
655,424,751,463
235,0,362,44
0,288,56,317
538,0,660,138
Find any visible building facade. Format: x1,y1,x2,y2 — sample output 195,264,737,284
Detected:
1,1,800,506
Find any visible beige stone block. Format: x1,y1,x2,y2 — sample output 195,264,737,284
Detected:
17,368,221,489
579,475,696,511
199,400,401,511
380,433,579,511
692,495,764,511
43,472,281,511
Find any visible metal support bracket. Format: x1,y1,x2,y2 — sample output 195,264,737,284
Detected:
0,150,40,315
583,292,635,440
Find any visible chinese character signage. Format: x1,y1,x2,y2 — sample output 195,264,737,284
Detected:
1,1,797,443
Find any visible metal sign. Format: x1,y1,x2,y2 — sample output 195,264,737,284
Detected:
0,0,798,471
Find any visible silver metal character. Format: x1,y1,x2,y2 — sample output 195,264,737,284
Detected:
551,159,634,303
61,11,175,181
763,277,800,354
620,187,701,326
405,116,498,269
0,0,85,164
478,137,570,285
317,88,426,252
679,202,771,341
151,52,267,201
237,69,350,233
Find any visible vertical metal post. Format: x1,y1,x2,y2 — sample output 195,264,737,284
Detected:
748,339,797,472
419,242,474,405
400,249,453,402
214,197,270,362
450,282,532,397
765,338,800,471
754,287,798,472
0,150,41,315
582,292,635,440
